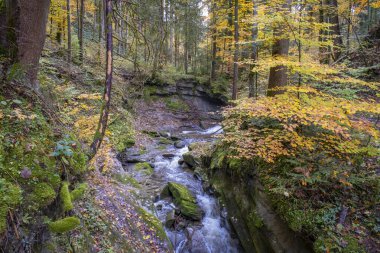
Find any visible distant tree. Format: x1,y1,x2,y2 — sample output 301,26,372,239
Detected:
232,0,239,100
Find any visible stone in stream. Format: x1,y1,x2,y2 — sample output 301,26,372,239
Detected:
178,158,184,165
160,182,203,221
159,131,171,138
165,209,176,228
182,152,199,168
162,153,176,159
174,140,186,149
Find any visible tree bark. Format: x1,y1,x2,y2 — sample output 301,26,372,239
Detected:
268,0,291,97
328,0,343,61
67,0,72,63
232,0,239,100
248,0,258,98
210,0,217,81
79,0,85,64
0,0,50,89
91,0,113,156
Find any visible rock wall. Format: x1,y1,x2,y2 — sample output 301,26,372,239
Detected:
147,78,226,113
210,170,313,253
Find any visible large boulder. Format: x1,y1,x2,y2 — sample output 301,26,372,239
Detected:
163,182,203,221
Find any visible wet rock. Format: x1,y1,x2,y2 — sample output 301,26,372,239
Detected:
158,137,173,145
182,152,199,168
142,130,160,138
185,227,194,240
181,163,190,170
162,153,176,159
170,135,181,141
165,210,176,228
178,158,184,165
193,172,202,181
189,230,208,253
160,185,171,199
159,131,171,138
174,140,186,149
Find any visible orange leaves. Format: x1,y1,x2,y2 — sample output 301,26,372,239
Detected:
222,88,379,164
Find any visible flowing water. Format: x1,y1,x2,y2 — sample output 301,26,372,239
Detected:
140,126,241,252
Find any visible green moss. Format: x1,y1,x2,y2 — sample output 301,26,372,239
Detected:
108,112,135,152
69,150,87,176
49,216,80,233
112,174,140,188
70,183,88,201
137,207,167,240
163,97,189,111
60,182,73,212
0,180,22,232
247,210,264,228
135,162,153,175
158,137,173,145
210,146,228,170
167,182,202,220
29,183,56,209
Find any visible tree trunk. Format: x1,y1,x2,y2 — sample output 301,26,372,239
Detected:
319,0,329,63
67,0,72,63
79,0,84,64
0,0,50,89
91,0,113,156
268,0,291,97
232,0,239,100
328,0,343,61
210,0,217,81
248,0,258,98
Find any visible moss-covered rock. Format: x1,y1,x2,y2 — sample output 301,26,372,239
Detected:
69,150,87,176
49,216,80,233
0,180,22,232
167,182,202,220
134,162,154,175
70,183,88,201
60,182,73,212
29,183,56,209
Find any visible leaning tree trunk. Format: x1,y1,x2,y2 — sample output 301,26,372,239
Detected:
91,0,113,156
0,0,50,89
232,0,239,100
268,0,291,97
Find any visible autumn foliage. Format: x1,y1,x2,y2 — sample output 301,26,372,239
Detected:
222,86,379,164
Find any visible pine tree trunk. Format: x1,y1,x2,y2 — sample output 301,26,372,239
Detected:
91,0,113,156
232,0,239,100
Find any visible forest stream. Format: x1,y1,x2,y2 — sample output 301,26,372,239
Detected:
120,120,242,252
